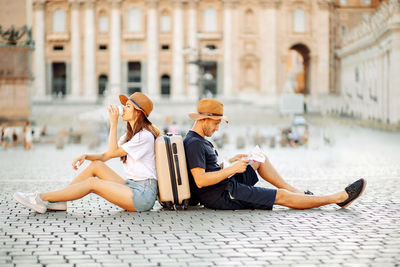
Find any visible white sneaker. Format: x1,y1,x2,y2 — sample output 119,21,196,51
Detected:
13,192,48,214
47,201,67,211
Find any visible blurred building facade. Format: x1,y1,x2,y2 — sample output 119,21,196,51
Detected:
326,0,400,125
27,0,383,106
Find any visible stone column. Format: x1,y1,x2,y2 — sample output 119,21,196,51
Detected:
389,34,400,124
147,0,159,99
84,0,96,101
223,0,234,98
33,0,46,100
108,0,122,102
70,0,81,98
316,0,332,96
172,0,185,100
187,0,199,101
260,0,281,101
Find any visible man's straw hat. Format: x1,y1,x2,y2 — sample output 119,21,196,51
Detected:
119,92,153,118
188,98,228,123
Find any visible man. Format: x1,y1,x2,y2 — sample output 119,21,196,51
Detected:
183,99,366,210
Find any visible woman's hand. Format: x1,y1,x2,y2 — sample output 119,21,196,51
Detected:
72,154,86,170
108,105,119,126
229,154,248,163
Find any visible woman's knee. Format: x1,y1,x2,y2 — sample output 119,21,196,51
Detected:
86,176,100,192
90,160,104,168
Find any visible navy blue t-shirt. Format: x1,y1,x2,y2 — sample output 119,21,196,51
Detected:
183,130,229,206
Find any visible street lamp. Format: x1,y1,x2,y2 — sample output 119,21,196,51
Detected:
183,45,219,100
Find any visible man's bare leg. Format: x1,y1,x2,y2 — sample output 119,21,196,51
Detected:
275,189,348,209
251,155,303,194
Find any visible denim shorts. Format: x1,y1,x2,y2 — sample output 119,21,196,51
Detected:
125,179,158,212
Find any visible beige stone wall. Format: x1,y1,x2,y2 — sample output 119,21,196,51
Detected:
25,0,381,108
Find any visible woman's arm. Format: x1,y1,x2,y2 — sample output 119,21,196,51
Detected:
72,105,127,170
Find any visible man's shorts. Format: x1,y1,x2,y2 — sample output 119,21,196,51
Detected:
208,165,277,210
125,179,158,212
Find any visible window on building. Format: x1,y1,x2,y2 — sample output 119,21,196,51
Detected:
204,8,217,32
99,16,108,33
355,67,359,83
160,12,171,32
99,45,107,50
362,0,371,5
293,9,305,33
341,26,346,36
128,62,142,94
98,75,108,96
161,74,171,96
53,10,66,33
339,0,347,5
53,45,64,51
128,8,142,32
161,44,170,50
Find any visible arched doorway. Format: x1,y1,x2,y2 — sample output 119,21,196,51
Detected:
286,44,310,94
160,74,170,96
98,74,108,96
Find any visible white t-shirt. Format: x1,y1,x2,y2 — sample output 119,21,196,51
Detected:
118,129,157,181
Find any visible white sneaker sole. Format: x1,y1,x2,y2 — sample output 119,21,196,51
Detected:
47,202,67,211
13,193,47,214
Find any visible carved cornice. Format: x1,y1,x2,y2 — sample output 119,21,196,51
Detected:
146,0,159,8
69,0,83,8
33,0,45,10
223,0,240,8
259,0,282,9
317,0,334,10
108,0,122,8
84,0,96,9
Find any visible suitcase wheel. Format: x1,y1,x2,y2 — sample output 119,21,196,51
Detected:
162,201,175,210
183,199,190,210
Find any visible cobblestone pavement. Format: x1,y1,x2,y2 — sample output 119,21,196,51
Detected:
0,123,399,266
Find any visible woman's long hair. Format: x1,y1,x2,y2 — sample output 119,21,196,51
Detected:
120,109,160,163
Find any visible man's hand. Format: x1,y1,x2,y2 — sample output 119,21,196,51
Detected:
72,154,86,170
229,154,248,163
107,105,119,126
231,159,249,174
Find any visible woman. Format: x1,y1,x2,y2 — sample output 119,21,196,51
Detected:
24,121,34,150
13,92,160,213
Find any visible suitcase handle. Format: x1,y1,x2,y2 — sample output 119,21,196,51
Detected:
164,136,179,205
174,155,182,185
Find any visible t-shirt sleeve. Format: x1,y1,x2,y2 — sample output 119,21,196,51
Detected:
120,131,153,161
185,140,206,170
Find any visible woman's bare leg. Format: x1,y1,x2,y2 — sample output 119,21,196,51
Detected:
69,160,125,185
40,177,136,211
274,189,348,209
251,155,303,193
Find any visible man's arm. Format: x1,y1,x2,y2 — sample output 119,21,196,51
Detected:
190,160,249,188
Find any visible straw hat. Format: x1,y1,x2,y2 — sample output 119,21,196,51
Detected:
188,98,228,123
119,92,153,118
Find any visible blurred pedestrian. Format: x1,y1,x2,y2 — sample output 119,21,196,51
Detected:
1,123,12,149
24,121,34,150
12,130,18,148
13,92,161,214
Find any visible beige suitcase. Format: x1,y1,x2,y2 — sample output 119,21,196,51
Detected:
155,134,191,210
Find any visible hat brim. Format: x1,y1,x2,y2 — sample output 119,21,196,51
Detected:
188,112,228,123
119,95,149,118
